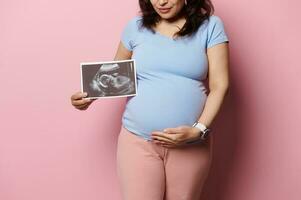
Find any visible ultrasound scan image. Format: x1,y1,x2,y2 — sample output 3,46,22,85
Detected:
81,60,137,99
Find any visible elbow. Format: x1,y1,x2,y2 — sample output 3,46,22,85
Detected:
209,84,229,96
224,86,230,96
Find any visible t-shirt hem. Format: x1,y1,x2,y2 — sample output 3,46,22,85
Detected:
207,38,229,49
121,124,152,141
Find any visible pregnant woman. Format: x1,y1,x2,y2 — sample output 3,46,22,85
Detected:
70,0,229,199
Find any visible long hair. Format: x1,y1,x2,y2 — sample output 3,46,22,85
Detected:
138,0,214,39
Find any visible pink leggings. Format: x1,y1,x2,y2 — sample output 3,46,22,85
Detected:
116,125,213,200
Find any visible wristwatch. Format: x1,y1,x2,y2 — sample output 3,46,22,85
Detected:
192,122,211,140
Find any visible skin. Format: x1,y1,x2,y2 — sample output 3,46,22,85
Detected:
70,92,95,110
71,0,229,148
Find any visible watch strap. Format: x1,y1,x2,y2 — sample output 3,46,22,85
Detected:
192,122,211,140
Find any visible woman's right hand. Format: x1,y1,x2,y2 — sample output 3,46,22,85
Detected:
70,91,96,111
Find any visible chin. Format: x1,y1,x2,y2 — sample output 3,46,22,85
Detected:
158,13,176,19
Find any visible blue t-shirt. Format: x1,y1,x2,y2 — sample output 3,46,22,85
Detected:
120,15,229,141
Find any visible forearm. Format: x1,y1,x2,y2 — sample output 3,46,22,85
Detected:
197,87,229,128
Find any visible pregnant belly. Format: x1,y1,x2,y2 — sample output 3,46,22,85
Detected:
122,77,207,138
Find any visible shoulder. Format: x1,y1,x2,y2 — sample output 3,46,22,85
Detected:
126,15,143,28
196,15,225,34
121,15,143,36
208,15,224,23
206,15,226,30
120,16,144,51
205,15,229,48
132,15,143,22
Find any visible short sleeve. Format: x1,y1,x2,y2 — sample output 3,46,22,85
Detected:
120,17,137,51
206,15,229,49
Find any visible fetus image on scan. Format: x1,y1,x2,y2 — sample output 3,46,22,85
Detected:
81,60,137,98
90,63,134,96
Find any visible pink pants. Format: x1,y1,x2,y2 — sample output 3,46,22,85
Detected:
116,125,213,200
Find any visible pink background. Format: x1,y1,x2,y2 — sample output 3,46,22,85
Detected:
1,0,300,200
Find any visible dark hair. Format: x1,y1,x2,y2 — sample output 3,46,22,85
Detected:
138,0,214,40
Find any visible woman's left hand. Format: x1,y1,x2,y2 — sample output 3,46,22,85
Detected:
151,125,202,148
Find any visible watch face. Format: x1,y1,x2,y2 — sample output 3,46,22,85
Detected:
201,129,210,140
